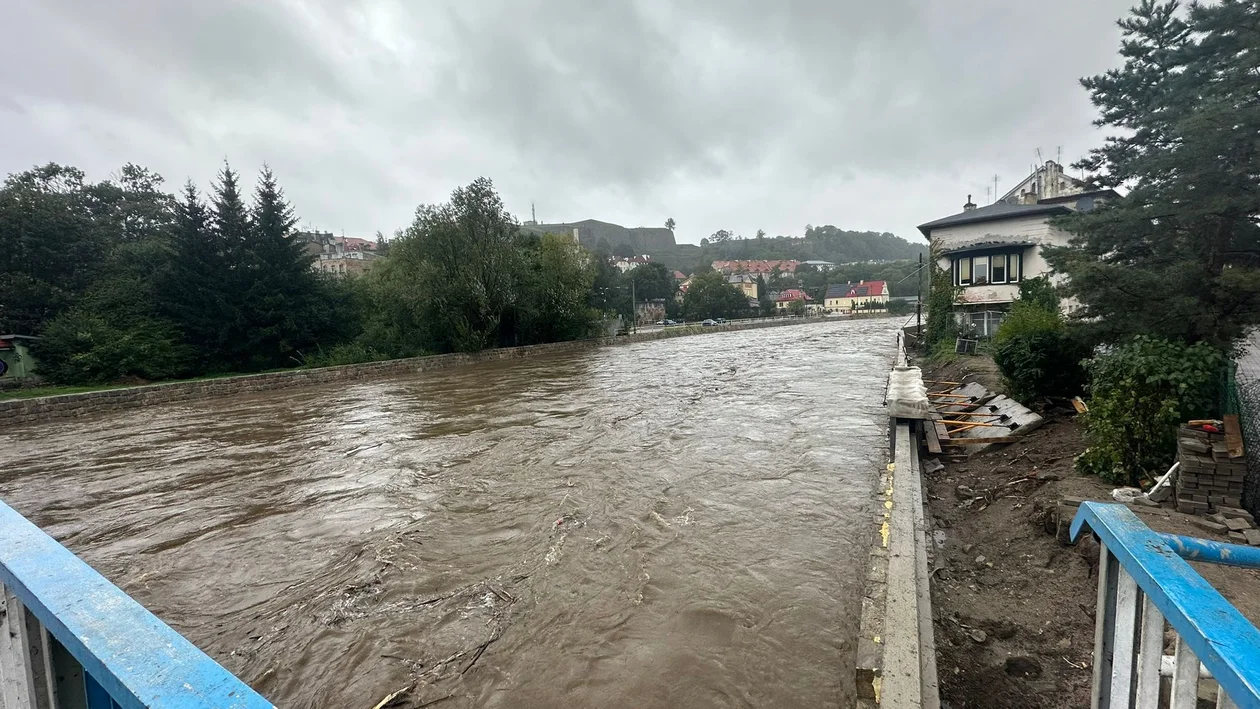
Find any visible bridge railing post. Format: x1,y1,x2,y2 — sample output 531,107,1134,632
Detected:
0,501,273,709
1,585,40,708
1074,503,1260,709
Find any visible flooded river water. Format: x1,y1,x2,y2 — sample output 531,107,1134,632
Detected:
1,318,898,708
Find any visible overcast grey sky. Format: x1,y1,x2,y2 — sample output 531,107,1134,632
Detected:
1,0,1134,245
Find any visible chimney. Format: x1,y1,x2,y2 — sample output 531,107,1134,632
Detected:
963,194,977,212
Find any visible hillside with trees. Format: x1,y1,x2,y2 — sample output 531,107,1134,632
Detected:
1,165,790,388
644,225,926,274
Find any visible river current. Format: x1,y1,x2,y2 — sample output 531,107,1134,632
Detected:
1,317,898,708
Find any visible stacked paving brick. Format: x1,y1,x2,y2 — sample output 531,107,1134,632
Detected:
1176,423,1247,515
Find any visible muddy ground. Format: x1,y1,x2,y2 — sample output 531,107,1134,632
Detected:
922,356,1260,709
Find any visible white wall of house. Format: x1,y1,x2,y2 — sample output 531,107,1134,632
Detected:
929,214,1077,310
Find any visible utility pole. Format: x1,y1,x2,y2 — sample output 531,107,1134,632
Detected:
630,277,637,335
916,252,923,338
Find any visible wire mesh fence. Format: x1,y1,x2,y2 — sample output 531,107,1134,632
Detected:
954,310,1007,339
1233,333,1260,516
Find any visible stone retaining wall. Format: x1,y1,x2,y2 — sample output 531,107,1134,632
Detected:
0,317,827,426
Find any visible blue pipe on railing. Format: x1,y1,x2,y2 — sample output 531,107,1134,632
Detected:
1159,532,1260,569
1071,502,1260,707
0,500,273,709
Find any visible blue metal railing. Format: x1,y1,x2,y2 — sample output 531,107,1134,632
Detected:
1071,502,1260,708
0,500,273,709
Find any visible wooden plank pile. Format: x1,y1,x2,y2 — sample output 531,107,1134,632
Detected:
924,379,1044,459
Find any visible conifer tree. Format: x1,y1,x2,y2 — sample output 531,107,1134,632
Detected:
1045,0,1260,348
163,181,232,370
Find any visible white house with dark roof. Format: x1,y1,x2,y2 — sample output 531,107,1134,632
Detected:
917,161,1116,327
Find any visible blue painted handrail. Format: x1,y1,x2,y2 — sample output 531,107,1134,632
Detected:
1071,502,1260,707
0,500,273,709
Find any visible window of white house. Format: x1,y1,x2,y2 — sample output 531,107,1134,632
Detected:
973,256,989,285
953,251,1023,286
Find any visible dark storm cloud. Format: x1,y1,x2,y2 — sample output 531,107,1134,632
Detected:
0,0,1134,243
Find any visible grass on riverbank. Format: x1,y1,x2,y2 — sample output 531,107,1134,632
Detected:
0,370,289,401
0,384,134,401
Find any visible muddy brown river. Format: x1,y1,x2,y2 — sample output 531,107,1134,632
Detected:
1,318,898,708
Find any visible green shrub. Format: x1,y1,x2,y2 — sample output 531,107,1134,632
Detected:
993,330,1089,404
302,342,395,368
992,299,1086,403
1017,276,1060,313
924,250,959,351
1074,446,1127,484
34,310,193,384
1077,336,1225,485
993,301,1064,347
928,337,960,364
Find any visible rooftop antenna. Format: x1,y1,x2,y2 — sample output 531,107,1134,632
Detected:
985,186,992,204
1036,147,1043,165
531,202,536,223
1057,146,1062,165
993,174,1000,203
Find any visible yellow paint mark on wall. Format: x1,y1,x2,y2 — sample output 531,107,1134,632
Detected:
880,520,889,548
872,676,882,703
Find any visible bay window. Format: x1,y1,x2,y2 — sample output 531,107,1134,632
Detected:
952,250,1023,287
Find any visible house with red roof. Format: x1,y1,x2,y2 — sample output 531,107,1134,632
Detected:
774,288,813,312
339,237,377,252
824,280,889,312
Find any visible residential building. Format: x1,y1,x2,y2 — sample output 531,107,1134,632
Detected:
317,249,378,277
672,270,688,282
726,273,759,299
774,288,813,311
712,260,800,276
677,277,692,300
614,255,653,273
801,260,837,271
340,237,376,252
824,280,889,312
917,160,1117,333
294,230,382,277
635,299,668,325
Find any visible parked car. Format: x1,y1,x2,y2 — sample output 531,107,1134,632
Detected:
715,318,727,324
701,319,718,327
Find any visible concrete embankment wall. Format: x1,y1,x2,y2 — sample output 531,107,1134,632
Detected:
0,317,832,426
857,340,940,708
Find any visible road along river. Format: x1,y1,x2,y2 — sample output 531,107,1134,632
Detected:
0,317,899,708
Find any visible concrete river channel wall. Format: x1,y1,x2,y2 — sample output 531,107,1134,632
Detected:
0,316,907,708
